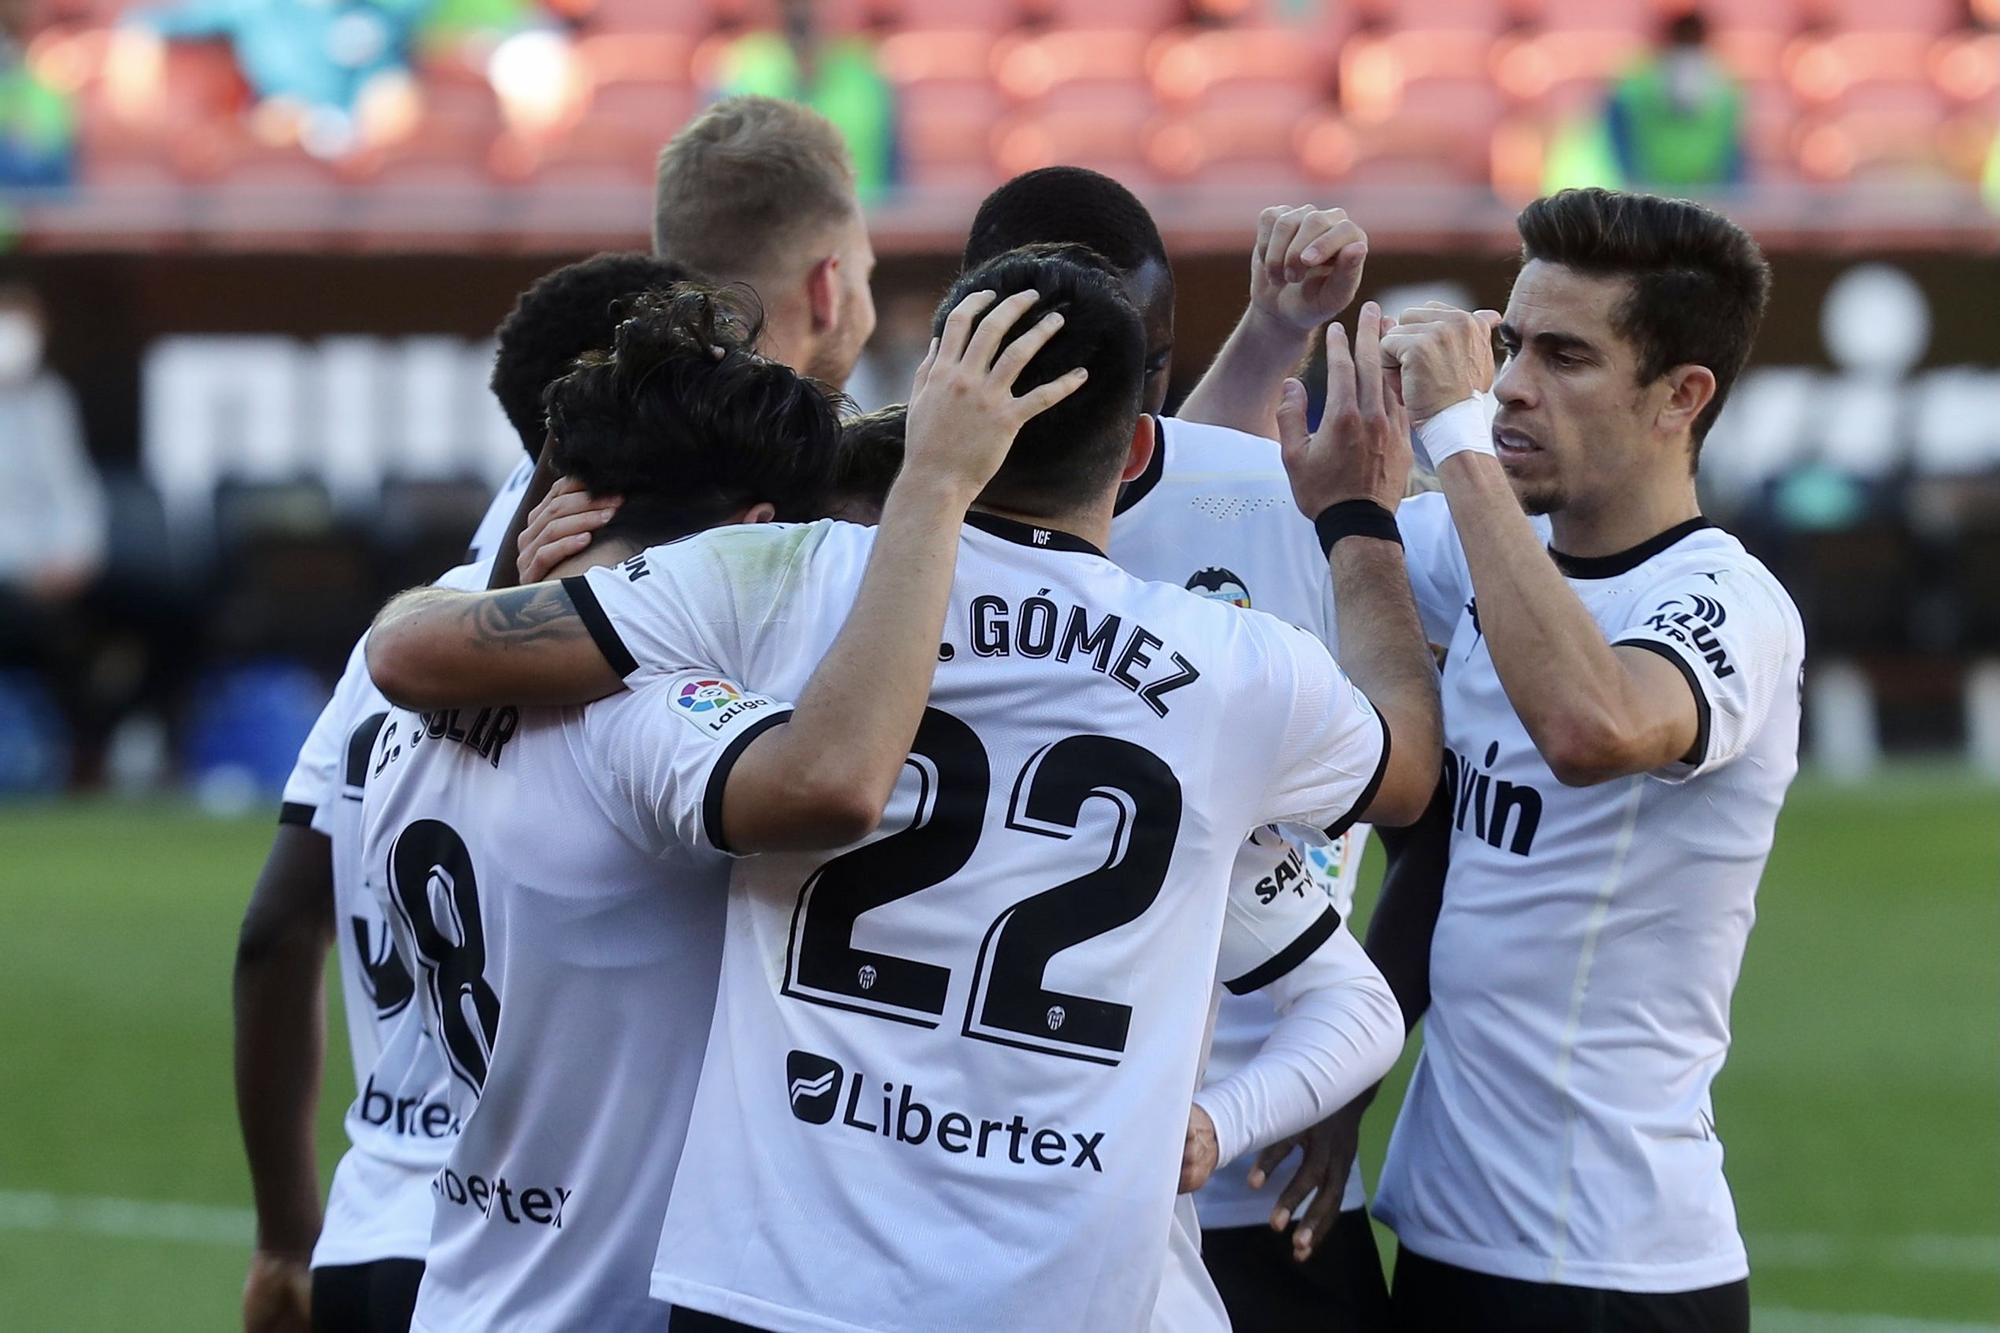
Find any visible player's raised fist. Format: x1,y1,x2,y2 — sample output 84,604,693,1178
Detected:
1278,303,1413,517
1379,301,1503,426
902,287,1089,498
1250,204,1369,334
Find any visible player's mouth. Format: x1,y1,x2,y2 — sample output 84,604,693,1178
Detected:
1493,426,1542,461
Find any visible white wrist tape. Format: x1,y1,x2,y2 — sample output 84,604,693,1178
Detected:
1414,391,1497,470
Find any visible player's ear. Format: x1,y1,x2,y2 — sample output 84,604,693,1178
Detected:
806,255,840,334
1656,363,1716,441
1117,413,1156,483
727,501,778,526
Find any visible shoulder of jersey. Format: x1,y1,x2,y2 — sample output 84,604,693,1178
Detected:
1157,415,1287,481
1640,528,1804,629
432,561,488,592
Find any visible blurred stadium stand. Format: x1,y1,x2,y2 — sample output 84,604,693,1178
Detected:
4,0,1987,245
0,0,1993,797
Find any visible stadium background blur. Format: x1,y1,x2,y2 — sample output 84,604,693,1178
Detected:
0,1,1992,1329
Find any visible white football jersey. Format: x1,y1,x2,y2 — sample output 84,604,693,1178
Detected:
462,456,535,571
1373,498,1805,1292
359,656,766,1331
1110,414,1372,1227
282,565,490,1268
564,514,1389,1333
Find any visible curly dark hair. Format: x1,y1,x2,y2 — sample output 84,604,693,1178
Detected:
489,252,693,459
542,284,846,546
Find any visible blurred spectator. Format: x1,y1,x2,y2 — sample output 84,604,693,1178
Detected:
0,286,100,774
711,0,897,195
133,0,427,158
1604,9,1744,188
0,1,75,188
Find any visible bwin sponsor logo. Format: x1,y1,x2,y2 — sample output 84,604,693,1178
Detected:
783,1050,1107,1172
1444,742,1543,857
1644,594,1735,678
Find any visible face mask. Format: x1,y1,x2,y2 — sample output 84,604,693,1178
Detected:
0,313,44,382
1662,49,1714,112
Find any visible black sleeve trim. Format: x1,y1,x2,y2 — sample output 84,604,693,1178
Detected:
700,708,795,854
1224,905,1343,995
561,574,640,679
278,801,317,827
1325,711,1392,840
1615,637,1711,769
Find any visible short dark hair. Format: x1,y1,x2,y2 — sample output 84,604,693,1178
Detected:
1516,188,1770,454
543,284,844,545
963,167,1169,280
490,252,692,459
828,405,905,512
653,96,857,281
935,244,1144,512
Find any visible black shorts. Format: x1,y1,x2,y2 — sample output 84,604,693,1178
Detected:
1390,1246,1750,1333
311,1258,425,1333
1202,1208,1392,1333
672,1308,769,1333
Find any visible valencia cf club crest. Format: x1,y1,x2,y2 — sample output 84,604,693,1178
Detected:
1186,567,1251,609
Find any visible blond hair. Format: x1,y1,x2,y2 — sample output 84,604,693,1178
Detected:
653,96,858,283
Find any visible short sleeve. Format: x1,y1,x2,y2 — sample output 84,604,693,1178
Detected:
280,635,371,826
561,522,829,684
1395,492,1473,648
1612,565,1801,782
1252,621,1391,837
1215,826,1344,995
578,668,796,857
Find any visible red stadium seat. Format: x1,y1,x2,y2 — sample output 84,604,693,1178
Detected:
586,0,720,37
1529,0,1657,35
1356,0,1510,35
1147,25,1339,105
1297,102,1490,186
878,28,996,84
992,87,1159,183
1020,0,1189,30
1337,28,1492,125
885,0,1024,32
1813,0,1964,35
1491,28,1650,105
993,27,1156,101
897,79,1008,187
1147,98,1318,185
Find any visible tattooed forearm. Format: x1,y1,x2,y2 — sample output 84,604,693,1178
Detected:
368,581,617,709
466,584,587,648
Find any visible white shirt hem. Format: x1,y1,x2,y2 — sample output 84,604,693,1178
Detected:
651,1275,894,1333
1384,1221,1749,1294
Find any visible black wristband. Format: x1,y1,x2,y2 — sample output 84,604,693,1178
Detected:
1314,500,1403,556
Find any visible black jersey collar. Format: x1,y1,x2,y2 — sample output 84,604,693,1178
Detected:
965,510,1106,558
1549,516,1715,579
1112,414,1169,517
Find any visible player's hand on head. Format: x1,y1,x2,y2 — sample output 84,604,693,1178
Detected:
1251,205,1369,334
1248,1097,1366,1263
902,287,1088,499
1378,302,1502,426
1179,1103,1221,1194
241,1250,313,1333
1277,303,1413,517
516,475,621,583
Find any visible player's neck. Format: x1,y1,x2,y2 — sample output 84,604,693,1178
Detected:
1546,472,1702,562
546,536,644,582
970,493,1116,554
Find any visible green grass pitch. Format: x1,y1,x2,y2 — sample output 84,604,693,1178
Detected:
0,769,1993,1330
